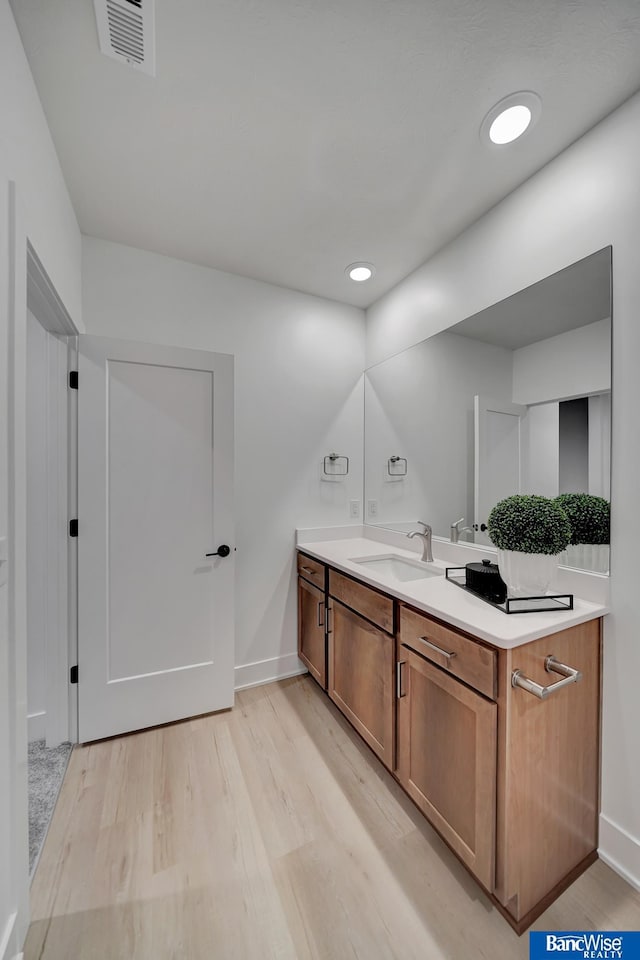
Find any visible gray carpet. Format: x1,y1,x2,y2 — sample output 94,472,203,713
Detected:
28,738,72,872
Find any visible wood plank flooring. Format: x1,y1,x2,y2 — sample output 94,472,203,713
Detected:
25,675,640,959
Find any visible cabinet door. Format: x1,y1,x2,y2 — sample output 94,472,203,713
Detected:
328,599,395,770
499,621,601,923
397,645,497,890
298,576,327,688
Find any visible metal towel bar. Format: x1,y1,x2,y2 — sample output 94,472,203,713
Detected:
511,655,582,700
323,453,349,477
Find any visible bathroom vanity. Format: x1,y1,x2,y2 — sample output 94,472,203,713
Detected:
296,536,606,934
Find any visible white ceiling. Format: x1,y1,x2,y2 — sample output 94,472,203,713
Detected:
10,0,640,307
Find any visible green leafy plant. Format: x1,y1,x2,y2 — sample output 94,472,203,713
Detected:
488,494,572,555
554,493,610,545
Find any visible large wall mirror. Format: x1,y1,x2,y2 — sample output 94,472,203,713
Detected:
364,247,612,574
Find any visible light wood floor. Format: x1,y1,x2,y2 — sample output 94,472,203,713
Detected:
26,675,640,959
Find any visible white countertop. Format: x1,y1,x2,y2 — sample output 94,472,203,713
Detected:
297,536,607,650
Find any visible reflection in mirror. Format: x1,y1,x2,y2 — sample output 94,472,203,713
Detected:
364,247,612,574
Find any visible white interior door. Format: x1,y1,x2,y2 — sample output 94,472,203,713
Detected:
474,395,526,546
78,337,234,742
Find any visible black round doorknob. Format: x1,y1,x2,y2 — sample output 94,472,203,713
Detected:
206,544,231,558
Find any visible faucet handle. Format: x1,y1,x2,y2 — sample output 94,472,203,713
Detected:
417,520,432,533
451,517,464,531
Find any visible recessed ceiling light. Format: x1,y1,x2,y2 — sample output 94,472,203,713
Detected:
480,92,542,146
490,105,531,144
346,262,375,282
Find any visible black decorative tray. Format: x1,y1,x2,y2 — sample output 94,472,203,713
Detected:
445,567,574,615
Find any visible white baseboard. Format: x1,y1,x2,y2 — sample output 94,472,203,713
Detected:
234,653,307,692
27,710,46,742
599,813,640,891
0,912,17,960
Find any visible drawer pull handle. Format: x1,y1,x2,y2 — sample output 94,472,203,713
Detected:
419,636,456,661
301,565,316,575
396,660,406,699
511,656,582,700
317,600,325,628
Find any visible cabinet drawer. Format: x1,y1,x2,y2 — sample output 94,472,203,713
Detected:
399,605,496,700
297,553,326,589
329,569,394,634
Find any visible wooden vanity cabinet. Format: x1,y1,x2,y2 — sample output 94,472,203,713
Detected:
396,641,497,890
297,553,327,689
327,570,396,770
296,552,602,932
398,602,601,931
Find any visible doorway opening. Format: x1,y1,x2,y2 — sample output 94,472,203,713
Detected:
25,242,78,873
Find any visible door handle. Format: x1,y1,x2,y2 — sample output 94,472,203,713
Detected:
396,660,406,699
317,600,325,628
206,544,231,558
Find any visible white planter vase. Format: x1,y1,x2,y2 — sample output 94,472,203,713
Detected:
496,549,559,598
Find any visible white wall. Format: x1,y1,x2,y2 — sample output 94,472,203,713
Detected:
0,5,82,955
512,318,611,406
82,236,365,687
0,1,82,326
366,88,640,889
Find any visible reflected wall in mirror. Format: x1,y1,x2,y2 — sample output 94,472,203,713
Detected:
364,247,612,574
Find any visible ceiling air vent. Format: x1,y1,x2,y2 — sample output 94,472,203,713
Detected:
94,0,156,76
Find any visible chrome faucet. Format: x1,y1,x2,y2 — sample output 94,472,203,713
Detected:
407,521,433,562
450,517,475,544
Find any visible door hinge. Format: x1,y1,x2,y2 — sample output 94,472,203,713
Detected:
69,519,78,538
70,665,78,684
69,370,78,390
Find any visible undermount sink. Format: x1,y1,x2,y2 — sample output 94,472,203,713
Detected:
349,553,443,582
